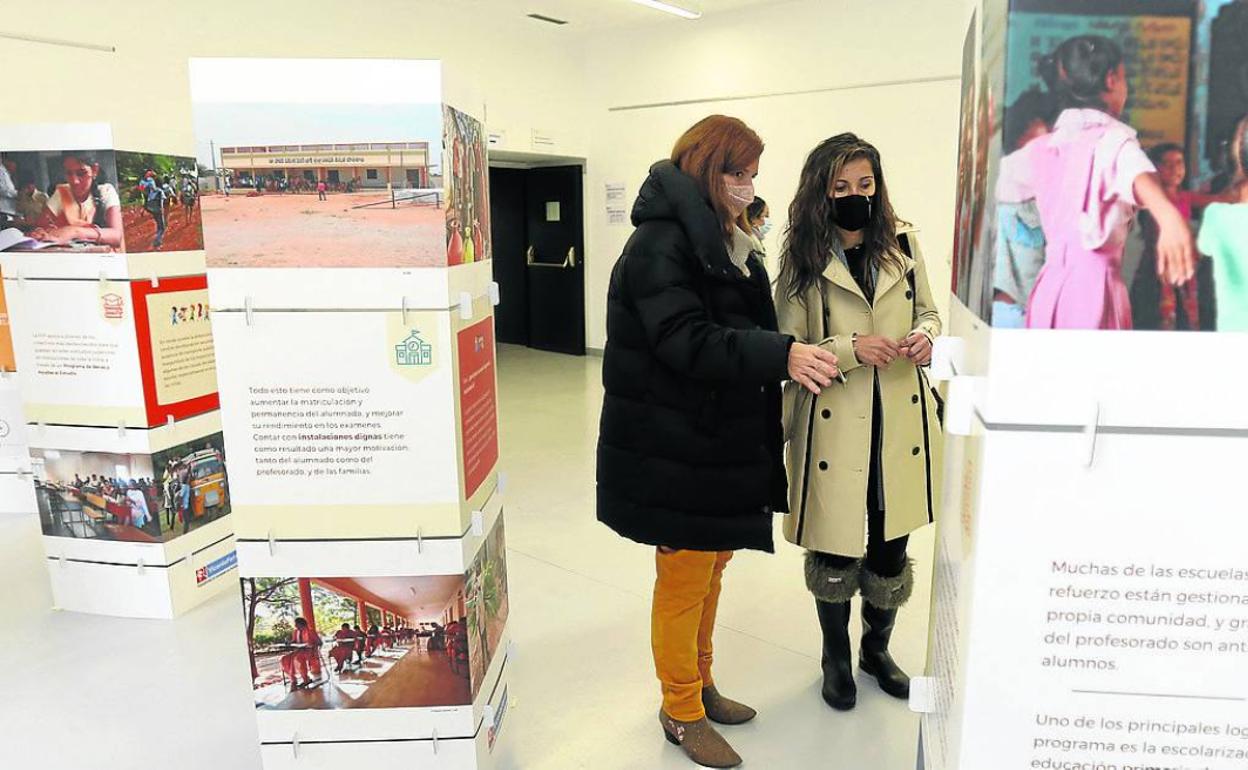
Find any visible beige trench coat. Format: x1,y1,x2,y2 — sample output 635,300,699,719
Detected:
777,230,944,557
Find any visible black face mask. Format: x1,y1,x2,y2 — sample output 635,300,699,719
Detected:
830,194,874,232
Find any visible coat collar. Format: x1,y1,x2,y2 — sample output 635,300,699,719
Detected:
631,160,741,280
820,242,915,305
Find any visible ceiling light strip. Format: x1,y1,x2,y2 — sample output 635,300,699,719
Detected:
629,0,703,20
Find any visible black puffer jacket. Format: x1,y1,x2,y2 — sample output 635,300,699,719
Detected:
596,160,792,553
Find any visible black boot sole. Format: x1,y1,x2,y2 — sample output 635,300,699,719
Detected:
821,689,857,711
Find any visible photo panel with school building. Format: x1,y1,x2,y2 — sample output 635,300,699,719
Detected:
188,58,448,269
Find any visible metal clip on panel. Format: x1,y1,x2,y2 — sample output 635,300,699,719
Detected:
1083,401,1101,469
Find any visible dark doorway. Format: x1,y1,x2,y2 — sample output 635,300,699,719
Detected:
488,164,585,355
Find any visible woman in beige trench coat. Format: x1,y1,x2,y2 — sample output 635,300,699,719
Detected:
775,133,943,712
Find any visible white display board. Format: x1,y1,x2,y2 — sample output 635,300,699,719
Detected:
255,653,512,770
237,497,511,749
923,418,1248,769
46,529,237,619
919,307,1248,769
213,297,499,543
3,274,219,429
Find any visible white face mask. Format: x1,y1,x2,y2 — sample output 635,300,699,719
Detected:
759,218,773,237
725,182,754,213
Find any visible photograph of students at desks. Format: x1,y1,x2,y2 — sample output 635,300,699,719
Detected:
243,576,475,712
32,435,230,543
0,149,122,253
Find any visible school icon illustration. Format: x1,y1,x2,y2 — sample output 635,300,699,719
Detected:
395,329,433,366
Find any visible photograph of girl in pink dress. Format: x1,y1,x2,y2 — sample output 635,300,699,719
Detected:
996,35,1196,330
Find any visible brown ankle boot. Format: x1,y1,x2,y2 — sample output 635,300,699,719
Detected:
701,685,757,725
659,709,743,768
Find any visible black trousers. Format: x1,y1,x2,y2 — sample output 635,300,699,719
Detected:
822,504,909,578
814,374,908,579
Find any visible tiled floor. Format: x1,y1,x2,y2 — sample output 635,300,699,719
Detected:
0,345,932,769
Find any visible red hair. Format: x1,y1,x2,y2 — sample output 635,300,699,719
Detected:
671,115,763,236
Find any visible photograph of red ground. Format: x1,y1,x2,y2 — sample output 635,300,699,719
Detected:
201,191,446,268
121,202,204,253
115,151,205,254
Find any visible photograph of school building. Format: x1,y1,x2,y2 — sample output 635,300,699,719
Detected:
218,141,431,192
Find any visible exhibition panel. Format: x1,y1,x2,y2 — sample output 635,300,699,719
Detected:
0,125,208,280
3,273,219,429
212,296,498,544
190,57,510,768
919,1,1248,767
0,120,238,618
243,512,510,743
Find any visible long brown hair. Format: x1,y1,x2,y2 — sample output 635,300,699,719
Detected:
671,115,764,238
780,133,905,301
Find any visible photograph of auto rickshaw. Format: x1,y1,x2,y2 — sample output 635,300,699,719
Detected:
32,432,231,543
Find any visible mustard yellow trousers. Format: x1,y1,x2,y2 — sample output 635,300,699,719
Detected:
652,548,734,721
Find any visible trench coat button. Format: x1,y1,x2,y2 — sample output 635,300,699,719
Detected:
821,408,831,419
912,394,919,404
912,446,921,456
818,461,829,471
906,290,914,300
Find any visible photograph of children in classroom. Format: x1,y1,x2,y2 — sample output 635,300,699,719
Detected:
958,0,1248,331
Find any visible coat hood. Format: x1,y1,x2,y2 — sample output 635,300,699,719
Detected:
631,160,738,278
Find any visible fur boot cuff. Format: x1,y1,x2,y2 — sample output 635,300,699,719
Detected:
804,552,861,603
860,559,915,610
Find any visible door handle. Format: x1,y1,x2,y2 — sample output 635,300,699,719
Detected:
526,245,577,269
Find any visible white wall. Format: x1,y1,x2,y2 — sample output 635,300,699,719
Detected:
0,0,588,157
580,0,968,348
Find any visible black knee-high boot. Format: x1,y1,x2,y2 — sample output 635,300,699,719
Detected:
805,553,860,711
859,560,914,699
815,599,856,710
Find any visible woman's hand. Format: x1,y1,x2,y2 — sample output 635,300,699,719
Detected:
900,333,933,366
853,335,901,368
788,342,839,395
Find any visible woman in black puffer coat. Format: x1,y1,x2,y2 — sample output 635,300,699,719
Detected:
596,115,839,769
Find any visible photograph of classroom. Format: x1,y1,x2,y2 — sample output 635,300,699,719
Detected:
33,432,230,543
959,0,1248,331
243,575,475,711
